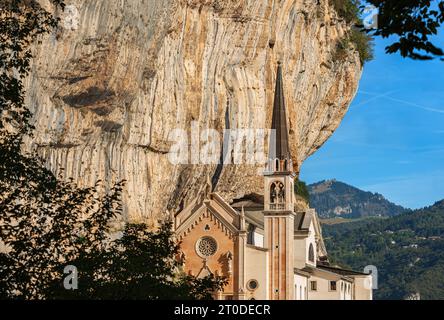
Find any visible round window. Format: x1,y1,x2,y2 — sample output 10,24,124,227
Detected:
196,236,218,258
247,279,259,291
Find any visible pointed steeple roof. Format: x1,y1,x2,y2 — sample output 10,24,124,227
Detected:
270,62,291,160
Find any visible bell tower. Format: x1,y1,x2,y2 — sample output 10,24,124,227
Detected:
263,62,296,300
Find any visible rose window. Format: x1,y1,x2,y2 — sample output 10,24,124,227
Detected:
197,236,217,257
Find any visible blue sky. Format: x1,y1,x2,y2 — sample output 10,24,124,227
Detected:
300,35,444,209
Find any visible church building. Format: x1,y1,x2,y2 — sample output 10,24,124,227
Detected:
174,64,373,300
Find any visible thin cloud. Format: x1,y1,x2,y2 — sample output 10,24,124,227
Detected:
385,96,444,114
357,90,444,114
353,90,399,108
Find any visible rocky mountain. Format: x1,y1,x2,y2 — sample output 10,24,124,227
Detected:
308,179,407,218
323,199,444,300
24,0,362,224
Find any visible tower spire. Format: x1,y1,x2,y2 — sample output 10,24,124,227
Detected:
270,62,291,161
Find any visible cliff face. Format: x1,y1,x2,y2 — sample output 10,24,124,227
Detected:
25,0,362,224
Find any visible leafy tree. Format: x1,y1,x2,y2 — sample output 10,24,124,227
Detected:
0,0,227,300
323,200,444,299
294,179,310,204
0,0,121,299
47,222,227,300
331,1,444,60
366,0,444,60
332,0,361,23
330,0,375,64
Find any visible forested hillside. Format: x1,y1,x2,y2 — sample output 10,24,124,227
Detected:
323,200,444,300
308,180,407,218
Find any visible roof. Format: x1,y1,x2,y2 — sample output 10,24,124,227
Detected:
244,210,264,229
301,265,354,282
316,264,370,276
294,211,313,231
231,194,265,228
294,268,311,278
231,193,264,210
269,63,291,160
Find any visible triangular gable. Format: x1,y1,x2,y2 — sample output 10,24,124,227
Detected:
175,193,240,240
210,193,240,225
175,204,206,236
206,203,239,235
175,197,199,225
211,193,239,214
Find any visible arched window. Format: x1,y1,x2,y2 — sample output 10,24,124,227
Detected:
277,182,285,203
284,159,288,170
308,243,315,263
270,183,277,203
247,224,256,245
275,159,279,171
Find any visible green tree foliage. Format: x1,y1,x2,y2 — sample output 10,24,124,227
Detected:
323,200,444,299
330,0,374,64
48,222,227,300
332,0,361,23
333,28,374,64
350,27,374,63
0,0,127,299
332,0,444,61
366,0,444,60
294,179,310,203
332,1,444,61
0,1,227,300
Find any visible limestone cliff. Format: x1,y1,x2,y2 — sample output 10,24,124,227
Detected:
25,0,362,224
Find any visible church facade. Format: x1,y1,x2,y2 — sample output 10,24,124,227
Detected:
174,64,373,300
